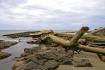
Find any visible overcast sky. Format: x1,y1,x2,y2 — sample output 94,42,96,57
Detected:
0,0,105,30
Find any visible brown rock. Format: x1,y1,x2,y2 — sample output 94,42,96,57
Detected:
0,52,11,59
12,61,26,70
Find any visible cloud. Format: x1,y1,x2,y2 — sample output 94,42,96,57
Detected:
0,0,105,30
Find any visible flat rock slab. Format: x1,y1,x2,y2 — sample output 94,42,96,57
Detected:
57,51,105,70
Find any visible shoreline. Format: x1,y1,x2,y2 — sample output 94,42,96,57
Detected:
0,28,105,70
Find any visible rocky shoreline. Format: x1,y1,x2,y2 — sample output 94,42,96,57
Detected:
12,27,105,70
13,44,73,70
0,51,11,59
0,41,17,59
0,27,105,70
13,44,94,70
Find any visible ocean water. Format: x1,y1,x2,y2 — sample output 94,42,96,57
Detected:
0,30,27,35
0,30,74,35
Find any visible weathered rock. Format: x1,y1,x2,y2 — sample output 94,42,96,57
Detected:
24,48,33,54
21,53,29,57
0,52,11,59
73,59,93,67
24,47,40,54
12,61,26,70
43,60,59,70
17,61,43,70
13,43,74,70
36,52,58,60
0,41,17,49
29,57,47,65
57,57,73,65
34,38,42,44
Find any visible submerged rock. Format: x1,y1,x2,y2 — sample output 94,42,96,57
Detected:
12,61,26,70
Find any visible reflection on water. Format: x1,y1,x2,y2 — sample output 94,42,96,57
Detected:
0,36,37,70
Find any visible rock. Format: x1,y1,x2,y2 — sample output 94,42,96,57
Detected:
24,48,33,54
21,53,29,57
57,57,73,65
36,52,58,60
17,61,43,70
24,47,40,54
13,45,74,70
29,57,47,65
15,64,25,70
73,59,93,67
34,39,42,44
12,61,26,70
0,52,11,59
43,60,59,70
39,44,48,50
16,57,26,62
67,50,74,58
0,41,17,49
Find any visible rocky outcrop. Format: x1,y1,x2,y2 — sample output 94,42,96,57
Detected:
13,45,74,70
13,27,93,70
73,59,92,67
0,51,11,59
0,41,17,49
0,41,17,60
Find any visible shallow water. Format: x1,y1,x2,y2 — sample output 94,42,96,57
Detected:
0,36,38,70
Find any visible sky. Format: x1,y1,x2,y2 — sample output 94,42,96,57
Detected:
0,0,105,30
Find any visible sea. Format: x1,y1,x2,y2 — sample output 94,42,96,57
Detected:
0,30,28,35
